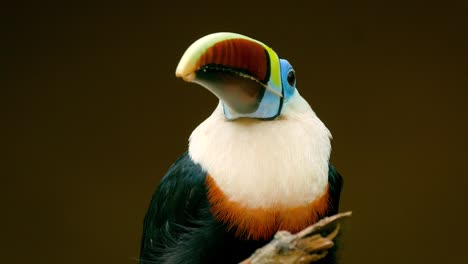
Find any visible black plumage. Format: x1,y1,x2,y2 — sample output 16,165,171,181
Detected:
139,152,343,264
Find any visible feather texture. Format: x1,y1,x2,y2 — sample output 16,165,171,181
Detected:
139,152,343,264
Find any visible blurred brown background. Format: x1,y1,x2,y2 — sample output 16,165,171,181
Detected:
2,1,468,263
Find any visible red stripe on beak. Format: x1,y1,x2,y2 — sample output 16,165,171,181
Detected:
195,38,269,83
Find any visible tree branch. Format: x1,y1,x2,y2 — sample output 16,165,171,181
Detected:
240,211,352,264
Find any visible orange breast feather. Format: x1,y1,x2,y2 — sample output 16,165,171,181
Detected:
205,175,331,240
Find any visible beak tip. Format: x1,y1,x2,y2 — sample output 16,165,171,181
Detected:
175,68,196,82
181,72,196,82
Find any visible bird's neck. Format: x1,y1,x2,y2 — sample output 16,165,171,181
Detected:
189,93,332,209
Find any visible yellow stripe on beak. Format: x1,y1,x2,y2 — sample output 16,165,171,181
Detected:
176,32,282,97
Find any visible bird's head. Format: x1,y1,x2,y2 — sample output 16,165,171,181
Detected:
176,32,297,120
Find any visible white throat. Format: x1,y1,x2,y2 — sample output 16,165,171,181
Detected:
188,92,332,209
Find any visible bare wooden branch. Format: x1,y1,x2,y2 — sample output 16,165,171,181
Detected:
240,211,352,264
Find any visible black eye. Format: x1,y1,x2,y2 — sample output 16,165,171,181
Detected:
287,70,296,86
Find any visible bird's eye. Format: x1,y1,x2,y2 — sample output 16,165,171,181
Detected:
287,70,296,86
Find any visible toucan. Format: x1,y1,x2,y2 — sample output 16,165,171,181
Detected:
139,32,343,264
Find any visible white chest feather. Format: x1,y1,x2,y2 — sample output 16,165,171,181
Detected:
188,92,332,209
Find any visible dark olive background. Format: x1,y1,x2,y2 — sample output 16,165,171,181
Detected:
2,1,468,263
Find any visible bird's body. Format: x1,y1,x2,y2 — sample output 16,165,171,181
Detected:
139,33,343,264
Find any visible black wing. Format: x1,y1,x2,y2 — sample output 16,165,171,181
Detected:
316,163,344,264
327,163,344,215
139,152,222,264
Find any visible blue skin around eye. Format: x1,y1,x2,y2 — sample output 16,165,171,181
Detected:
280,59,296,101
223,59,297,120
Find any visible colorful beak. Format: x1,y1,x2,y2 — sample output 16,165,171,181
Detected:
176,32,282,115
